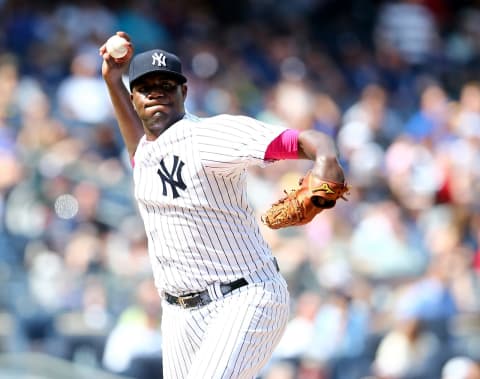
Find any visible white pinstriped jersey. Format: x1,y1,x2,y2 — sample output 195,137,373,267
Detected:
133,113,287,295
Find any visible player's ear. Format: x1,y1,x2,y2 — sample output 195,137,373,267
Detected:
130,93,138,112
181,84,187,99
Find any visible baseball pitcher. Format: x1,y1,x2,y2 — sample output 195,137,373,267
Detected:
100,32,347,379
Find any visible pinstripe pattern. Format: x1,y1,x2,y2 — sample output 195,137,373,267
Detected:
133,113,287,295
161,268,289,379
132,113,290,378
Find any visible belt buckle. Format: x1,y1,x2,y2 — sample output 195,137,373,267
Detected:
178,294,196,308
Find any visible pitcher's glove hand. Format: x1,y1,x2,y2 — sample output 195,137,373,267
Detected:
261,170,349,229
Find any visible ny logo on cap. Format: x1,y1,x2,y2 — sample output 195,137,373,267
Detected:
152,52,167,67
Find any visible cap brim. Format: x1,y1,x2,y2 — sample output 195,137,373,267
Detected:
129,70,187,90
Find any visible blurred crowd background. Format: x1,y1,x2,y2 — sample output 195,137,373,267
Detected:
0,0,480,378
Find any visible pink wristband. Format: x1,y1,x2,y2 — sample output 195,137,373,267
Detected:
264,129,299,160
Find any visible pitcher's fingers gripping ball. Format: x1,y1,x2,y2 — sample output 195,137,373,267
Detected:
262,170,349,229
105,34,129,59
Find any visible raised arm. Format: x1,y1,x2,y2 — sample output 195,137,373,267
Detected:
99,31,144,159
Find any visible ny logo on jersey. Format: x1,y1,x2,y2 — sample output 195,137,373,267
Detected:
152,52,167,67
157,155,187,199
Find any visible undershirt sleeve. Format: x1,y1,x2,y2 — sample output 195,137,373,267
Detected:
264,129,299,160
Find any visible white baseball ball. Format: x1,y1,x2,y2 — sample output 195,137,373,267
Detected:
106,35,128,59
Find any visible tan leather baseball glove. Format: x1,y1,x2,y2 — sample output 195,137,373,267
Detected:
261,170,349,229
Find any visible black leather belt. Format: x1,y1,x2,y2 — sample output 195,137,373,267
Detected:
165,258,280,309
165,277,248,309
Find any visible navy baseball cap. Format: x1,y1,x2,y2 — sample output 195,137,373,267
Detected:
128,49,187,89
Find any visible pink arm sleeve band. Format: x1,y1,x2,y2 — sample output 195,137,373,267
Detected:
264,129,299,160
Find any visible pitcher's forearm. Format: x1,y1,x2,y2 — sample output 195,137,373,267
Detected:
106,78,144,158
297,130,338,161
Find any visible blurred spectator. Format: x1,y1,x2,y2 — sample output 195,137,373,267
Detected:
373,316,441,379
384,137,444,211
16,78,68,156
260,79,315,131
403,82,451,143
311,92,342,138
115,0,171,52
445,7,480,66
53,1,117,45
102,278,162,378
451,81,480,135
442,356,480,379
56,50,114,127
262,360,297,379
0,53,20,126
342,83,403,149
349,201,426,279
393,254,457,323
374,0,442,67
339,83,403,190
272,291,322,363
52,275,112,367
304,288,370,378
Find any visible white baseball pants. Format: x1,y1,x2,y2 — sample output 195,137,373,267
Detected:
161,268,289,379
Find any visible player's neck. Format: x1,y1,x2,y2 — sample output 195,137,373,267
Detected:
145,112,185,140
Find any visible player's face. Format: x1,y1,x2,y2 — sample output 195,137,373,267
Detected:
131,73,187,138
